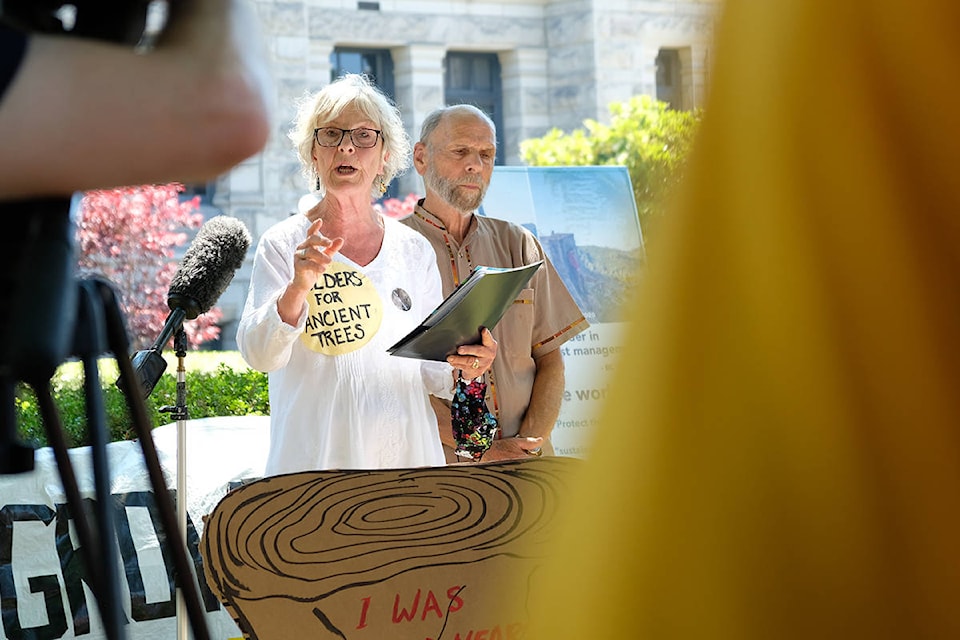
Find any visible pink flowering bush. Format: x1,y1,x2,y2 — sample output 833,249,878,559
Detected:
76,183,222,350
375,192,419,219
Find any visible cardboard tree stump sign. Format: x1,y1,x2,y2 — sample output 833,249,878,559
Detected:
200,457,577,640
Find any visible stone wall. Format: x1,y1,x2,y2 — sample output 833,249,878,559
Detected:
212,0,719,348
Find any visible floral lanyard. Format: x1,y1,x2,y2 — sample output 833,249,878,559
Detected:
451,372,499,461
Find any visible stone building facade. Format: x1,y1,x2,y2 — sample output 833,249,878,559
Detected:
208,0,720,348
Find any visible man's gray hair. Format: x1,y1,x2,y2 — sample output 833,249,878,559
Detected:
419,104,497,147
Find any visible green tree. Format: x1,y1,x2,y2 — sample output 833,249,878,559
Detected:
520,95,702,238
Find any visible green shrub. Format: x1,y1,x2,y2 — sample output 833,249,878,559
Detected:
14,353,269,449
521,95,702,240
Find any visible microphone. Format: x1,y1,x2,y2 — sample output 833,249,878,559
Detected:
121,215,252,398
168,215,252,320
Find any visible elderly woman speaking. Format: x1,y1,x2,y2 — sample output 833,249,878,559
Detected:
238,74,496,475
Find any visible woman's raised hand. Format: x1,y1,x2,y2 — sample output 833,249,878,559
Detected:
292,218,345,291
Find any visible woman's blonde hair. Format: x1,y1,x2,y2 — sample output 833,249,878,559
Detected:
288,73,411,198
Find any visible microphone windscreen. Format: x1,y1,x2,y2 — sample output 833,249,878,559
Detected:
168,215,251,319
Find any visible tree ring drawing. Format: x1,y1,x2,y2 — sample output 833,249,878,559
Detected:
201,457,576,639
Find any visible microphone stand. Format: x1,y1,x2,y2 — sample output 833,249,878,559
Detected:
106,287,212,640
158,328,190,640
124,307,187,398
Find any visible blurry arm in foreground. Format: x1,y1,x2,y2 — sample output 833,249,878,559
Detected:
0,0,272,201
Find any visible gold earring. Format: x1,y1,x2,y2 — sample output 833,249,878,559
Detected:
315,173,321,191
377,175,388,195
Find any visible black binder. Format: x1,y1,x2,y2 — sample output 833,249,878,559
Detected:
387,261,543,361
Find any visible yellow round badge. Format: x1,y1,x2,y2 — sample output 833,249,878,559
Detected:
300,261,382,356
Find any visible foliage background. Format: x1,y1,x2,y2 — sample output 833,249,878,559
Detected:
520,95,702,239
15,352,268,448
77,184,222,351
19,180,252,448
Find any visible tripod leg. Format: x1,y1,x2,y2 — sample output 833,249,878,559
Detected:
73,279,128,639
34,384,113,633
91,277,211,640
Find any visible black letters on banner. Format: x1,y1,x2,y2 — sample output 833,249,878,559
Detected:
1,504,62,640
0,489,223,639
54,501,97,636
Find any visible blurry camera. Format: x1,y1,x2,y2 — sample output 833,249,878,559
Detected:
0,0,162,47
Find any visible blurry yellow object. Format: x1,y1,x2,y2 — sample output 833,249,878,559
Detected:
530,0,960,638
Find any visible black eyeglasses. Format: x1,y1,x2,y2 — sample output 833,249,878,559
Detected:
313,127,382,148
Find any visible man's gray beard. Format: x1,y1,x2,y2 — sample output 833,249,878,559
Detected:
425,167,486,213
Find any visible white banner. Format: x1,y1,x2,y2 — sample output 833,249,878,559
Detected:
0,416,270,640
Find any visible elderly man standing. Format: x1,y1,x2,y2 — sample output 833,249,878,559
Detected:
403,104,589,462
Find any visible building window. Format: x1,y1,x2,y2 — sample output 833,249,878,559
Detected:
444,52,504,165
330,48,397,198
330,48,395,97
181,180,215,205
656,48,682,110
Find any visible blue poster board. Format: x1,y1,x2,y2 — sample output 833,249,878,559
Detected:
480,166,644,456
